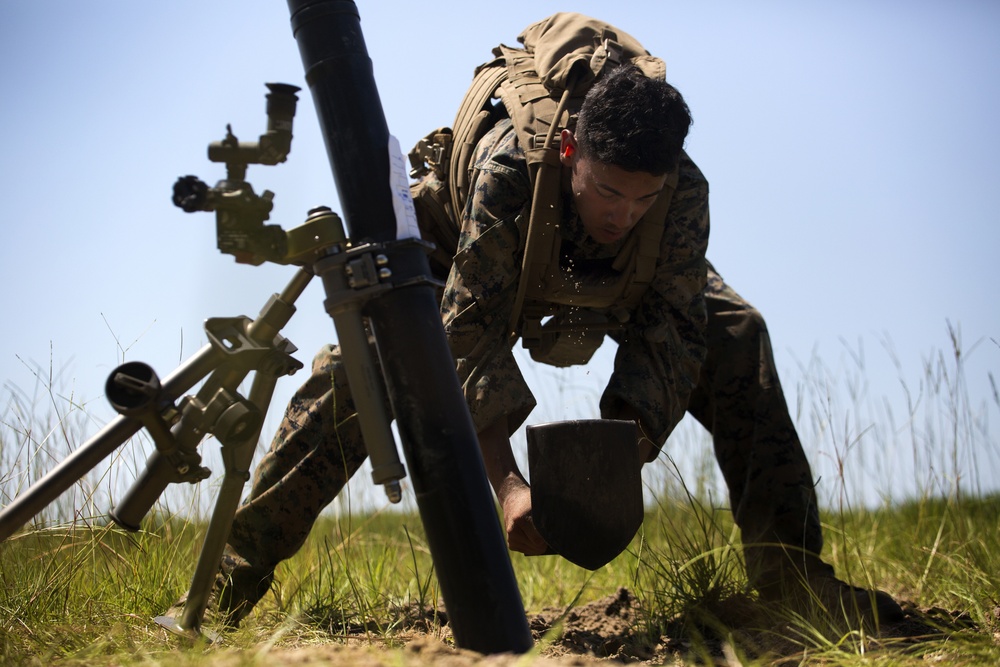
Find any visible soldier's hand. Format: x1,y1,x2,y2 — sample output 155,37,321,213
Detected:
500,482,548,556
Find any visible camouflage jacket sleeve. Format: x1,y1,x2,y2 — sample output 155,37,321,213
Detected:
440,122,537,434
600,150,710,450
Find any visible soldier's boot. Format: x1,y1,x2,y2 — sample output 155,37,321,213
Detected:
755,557,904,629
161,548,273,630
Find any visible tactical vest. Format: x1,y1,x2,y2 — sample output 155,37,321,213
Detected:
408,13,679,367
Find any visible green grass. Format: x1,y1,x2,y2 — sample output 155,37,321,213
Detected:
2,332,999,665
1,494,998,665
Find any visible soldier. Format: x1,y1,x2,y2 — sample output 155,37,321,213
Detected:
167,20,902,631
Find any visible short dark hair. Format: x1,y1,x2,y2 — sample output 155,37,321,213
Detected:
575,65,692,175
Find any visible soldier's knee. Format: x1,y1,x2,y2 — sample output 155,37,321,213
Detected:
732,306,793,399
728,304,769,349
703,302,780,390
311,344,341,374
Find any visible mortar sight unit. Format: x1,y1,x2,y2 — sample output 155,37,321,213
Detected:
172,82,305,265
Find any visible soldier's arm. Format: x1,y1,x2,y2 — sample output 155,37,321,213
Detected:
443,161,537,436
478,414,548,555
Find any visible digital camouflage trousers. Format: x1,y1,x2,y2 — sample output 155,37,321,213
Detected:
221,266,829,609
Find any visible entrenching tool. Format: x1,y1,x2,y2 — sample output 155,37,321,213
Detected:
527,419,644,570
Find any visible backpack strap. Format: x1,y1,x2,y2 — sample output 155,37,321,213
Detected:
496,39,586,339
497,31,644,341
448,59,508,211
410,13,674,344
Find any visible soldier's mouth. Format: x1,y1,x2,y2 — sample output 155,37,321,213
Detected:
597,228,625,243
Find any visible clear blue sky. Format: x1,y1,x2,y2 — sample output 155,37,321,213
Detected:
1,1,998,512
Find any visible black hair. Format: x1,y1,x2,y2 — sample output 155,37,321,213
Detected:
575,65,692,175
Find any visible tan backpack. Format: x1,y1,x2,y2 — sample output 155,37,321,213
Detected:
409,13,675,362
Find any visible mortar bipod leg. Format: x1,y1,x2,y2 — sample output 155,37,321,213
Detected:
154,269,310,639
155,367,289,640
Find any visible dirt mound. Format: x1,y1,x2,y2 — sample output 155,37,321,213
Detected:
528,587,656,661
521,588,963,664
220,588,974,666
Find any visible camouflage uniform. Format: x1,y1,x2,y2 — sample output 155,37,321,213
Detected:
441,120,826,589
216,119,830,618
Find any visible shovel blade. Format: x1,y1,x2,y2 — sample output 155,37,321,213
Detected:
528,419,643,570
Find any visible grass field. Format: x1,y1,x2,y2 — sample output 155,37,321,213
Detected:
1,492,998,665
1,334,998,665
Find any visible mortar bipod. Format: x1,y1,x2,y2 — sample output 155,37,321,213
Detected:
0,208,414,640
0,264,308,545
152,207,418,639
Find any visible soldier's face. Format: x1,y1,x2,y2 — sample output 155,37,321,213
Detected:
560,132,666,245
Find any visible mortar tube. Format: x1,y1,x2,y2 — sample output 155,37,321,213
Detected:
286,0,531,653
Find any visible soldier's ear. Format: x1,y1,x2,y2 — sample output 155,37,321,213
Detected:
559,130,578,166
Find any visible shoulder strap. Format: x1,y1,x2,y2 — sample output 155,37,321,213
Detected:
499,49,585,341
448,58,508,212
435,14,671,341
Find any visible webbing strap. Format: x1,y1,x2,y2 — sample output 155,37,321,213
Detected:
449,62,508,210
505,84,575,342
443,35,674,343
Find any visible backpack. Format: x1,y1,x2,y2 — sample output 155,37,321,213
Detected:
408,13,673,362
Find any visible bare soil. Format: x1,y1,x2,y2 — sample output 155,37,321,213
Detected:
191,588,991,666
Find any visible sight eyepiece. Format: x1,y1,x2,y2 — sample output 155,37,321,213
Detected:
265,82,301,133
207,83,301,168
